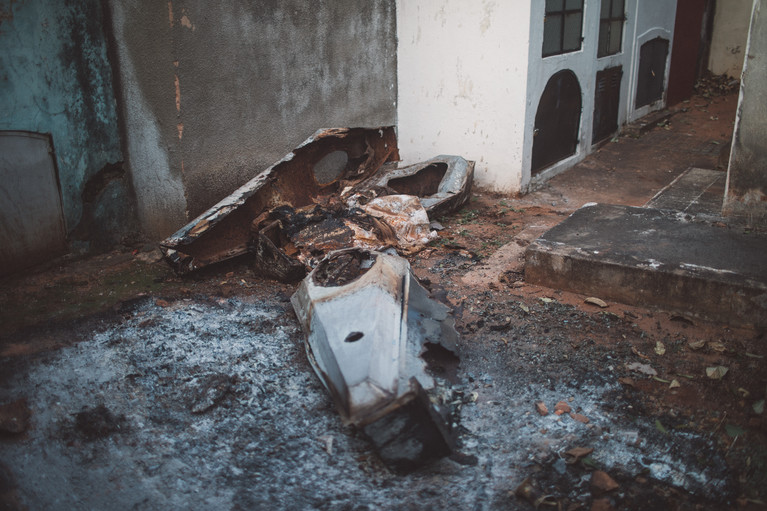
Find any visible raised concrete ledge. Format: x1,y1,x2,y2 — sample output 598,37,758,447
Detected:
525,203,767,328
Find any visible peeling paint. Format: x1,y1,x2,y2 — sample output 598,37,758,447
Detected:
180,10,194,30
174,74,181,112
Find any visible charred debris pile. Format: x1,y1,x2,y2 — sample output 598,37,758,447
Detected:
160,127,475,471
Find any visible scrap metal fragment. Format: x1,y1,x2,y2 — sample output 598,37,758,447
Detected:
358,155,475,218
291,248,458,470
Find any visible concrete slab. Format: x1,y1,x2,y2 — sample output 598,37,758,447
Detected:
525,203,767,328
645,167,726,216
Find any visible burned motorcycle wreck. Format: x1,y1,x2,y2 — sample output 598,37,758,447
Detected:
160,127,474,470
160,127,473,280
292,248,460,471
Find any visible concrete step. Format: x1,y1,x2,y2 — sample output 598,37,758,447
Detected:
644,167,727,217
524,203,767,328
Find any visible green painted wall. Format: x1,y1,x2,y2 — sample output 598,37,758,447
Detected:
0,0,134,245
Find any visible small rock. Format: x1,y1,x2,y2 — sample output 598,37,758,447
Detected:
318,435,335,456
0,399,31,434
554,401,571,415
591,470,619,493
570,412,590,424
535,402,549,416
687,339,706,350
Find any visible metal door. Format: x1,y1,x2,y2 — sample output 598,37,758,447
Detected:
635,37,670,108
667,0,707,105
593,66,623,144
0,131,67,275
532,70,582,174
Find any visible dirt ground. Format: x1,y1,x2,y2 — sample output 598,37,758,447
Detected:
1,89,765,510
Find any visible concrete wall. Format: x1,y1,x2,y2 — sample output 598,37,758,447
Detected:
396,1,531,194
709,0,753,77
109,0,397,239
0,0,133,247
724,0,767,227
525,0,677,189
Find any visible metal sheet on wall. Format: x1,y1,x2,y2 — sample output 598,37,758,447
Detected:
0,131,67,275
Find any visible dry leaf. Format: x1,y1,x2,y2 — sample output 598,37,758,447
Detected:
565,446,594,464
654,341,666,356
626,362,657,376
585,297,608,308
591,470,619,492
687,339,706,350
669,379,681,389
706,366,728,380
708,341,726,353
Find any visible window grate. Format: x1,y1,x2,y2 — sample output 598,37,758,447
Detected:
543,0,584,57
598,0,625,58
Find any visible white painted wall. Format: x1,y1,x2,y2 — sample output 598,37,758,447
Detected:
396,1,531,193
397,0,677,194
709,0,752,77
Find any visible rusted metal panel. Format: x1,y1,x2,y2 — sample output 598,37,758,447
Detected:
161,127,399,274
161,128,475,281
291,248,457,470
0,131,67,276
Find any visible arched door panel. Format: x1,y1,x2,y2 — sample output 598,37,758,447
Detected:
532,70,582,174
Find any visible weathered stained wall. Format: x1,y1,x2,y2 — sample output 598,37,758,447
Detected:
109,0,397,239
724,0,767,227
709,0,752,77
0,0,133,247
396,1,531,194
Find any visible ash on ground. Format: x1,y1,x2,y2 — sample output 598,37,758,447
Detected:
0,292,735,510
